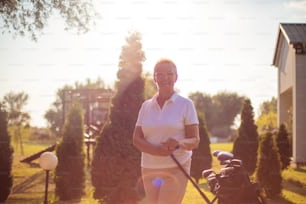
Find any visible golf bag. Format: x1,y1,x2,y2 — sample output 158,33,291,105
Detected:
202,151,266,204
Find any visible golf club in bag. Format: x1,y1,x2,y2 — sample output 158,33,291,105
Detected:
202,150,266,204
171,151,266,204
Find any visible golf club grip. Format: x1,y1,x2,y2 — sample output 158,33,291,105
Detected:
170,154,211,204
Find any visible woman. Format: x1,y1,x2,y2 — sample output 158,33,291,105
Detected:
133,58,200,204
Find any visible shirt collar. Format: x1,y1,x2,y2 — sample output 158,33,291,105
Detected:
153,92,178,103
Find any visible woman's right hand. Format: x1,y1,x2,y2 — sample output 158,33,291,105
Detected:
157,144,175,156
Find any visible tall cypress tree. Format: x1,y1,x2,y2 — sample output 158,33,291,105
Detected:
255,132,282,198
232,99,259,174
91,31,145,204
276,124,291,170
191,112,212,183
55,103,86,201
0,103,14,202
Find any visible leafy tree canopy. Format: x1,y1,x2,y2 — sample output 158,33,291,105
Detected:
259,97,277,115
189,91,245,138
0,0,97,40
256,97,277,133
2,91,30,126
2,91,29,154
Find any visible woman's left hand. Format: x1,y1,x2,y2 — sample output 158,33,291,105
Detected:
161,138,180,152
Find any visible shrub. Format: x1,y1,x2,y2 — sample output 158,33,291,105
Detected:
255,132,282,198
191,112,212,183
232,99,259,174
91,31,145,204
55,104,85,201
0,104,14,202
276,124,291,170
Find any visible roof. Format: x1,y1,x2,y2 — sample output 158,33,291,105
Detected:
272,23,306,66
280,23,306,44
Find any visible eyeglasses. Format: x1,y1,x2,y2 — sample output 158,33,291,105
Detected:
154,72,176,78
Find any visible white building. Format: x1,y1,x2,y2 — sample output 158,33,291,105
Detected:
272,23,306,164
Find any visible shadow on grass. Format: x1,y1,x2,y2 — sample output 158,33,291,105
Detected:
5,192,45,204
11,170,45,194
266,194,295,204
294,167,306,173
286,178,306,190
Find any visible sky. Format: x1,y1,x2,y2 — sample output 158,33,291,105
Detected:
0,0,306,127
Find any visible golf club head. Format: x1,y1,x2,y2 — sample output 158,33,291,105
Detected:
217,151,234,162
220,160,231,165
212,150,221,157
220,166,234,175
230,159,243,167
202,169,214,178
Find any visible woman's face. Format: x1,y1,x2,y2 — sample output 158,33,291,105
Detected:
154,62,177,91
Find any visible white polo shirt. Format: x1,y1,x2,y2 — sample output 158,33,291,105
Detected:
136,92,199,169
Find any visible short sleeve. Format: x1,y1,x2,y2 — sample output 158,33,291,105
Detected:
135,103,145,126
185,100,199,125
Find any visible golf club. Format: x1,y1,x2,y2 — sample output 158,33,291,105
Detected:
170,154,211,204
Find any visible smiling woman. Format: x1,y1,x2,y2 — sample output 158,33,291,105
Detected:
133,58,200,204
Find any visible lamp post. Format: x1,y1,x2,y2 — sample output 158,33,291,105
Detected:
39,152,58,204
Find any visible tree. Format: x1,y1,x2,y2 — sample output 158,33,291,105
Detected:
276,124,291,170
44,96,64,137
212,92,245,131
255,132,282,198
0,0,96,41
256,97,277,133
143,71,157,100
190,112,212,183
44,78,106,137
232,99,259,174
256,111,277,133
0,102,14,202
3,92,30,155
189,91,245,138
259,97,277,115
189,92,214,130
55,103,85,201
91,31,146,204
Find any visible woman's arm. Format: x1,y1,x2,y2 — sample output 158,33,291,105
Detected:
178,124,200,150
162,124,200,151
133,126,172,156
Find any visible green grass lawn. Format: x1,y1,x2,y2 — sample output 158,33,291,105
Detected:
6,141,306,204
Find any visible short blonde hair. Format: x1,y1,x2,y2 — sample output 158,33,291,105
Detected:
154,58,177,74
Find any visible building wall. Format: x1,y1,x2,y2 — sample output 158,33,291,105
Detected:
277,33,295,129
278,88,292,126
279,38,294,93
293,54,306,163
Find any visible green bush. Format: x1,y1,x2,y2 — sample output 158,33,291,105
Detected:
91,31,145,204
255,132,282,198
276,124,291,170
191,112,212,183
232,99,259,174
55,103,86,201
0,104,14,202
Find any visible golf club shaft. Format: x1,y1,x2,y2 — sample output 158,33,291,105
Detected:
170,154,211,204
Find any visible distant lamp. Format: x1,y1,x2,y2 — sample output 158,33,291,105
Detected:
39,152,58,204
